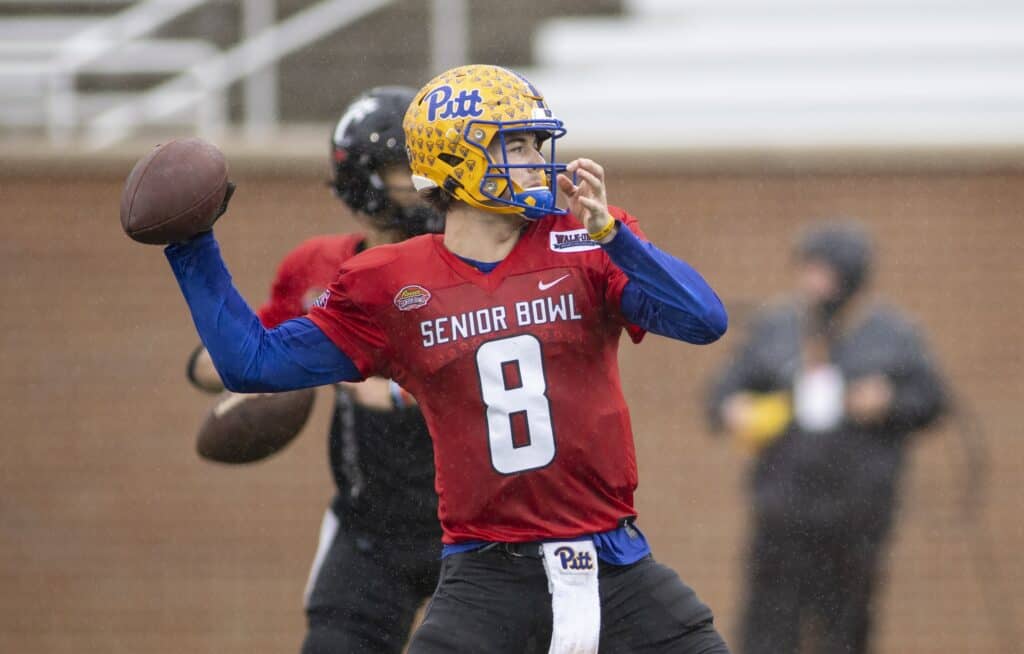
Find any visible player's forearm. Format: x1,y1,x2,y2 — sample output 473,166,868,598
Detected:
604,223,728,343
164,232,361,391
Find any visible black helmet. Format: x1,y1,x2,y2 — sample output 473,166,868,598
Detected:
330,86,443,235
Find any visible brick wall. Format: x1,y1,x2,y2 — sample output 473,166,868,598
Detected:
1,164,1020,652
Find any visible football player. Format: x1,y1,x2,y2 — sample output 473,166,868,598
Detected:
164,65,731,653
186,87,443,653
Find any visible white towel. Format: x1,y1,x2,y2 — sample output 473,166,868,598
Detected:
541,540,601,654
793,363,845,433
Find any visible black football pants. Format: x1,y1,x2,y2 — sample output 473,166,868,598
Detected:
408,545,730,653
301,517,440,654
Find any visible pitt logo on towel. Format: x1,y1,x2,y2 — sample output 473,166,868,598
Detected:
554,546,595,573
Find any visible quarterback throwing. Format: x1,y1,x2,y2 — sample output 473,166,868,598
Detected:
158,64,731,654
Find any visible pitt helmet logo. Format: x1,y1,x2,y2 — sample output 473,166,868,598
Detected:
394,285,431,311
425,85,484,122
554,546,594,572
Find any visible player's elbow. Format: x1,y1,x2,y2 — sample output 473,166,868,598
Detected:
187,346,227,393
217,359,271,393
221,373,280,394
694,300,728,344
219,369,253,393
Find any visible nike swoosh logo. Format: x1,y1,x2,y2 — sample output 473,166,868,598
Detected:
538,274,570,291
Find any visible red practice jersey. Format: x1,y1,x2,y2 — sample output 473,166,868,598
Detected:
257,234,364,327
308,208,647,543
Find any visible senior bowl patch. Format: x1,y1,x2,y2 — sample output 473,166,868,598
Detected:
549,229,600,253
394,285,431,311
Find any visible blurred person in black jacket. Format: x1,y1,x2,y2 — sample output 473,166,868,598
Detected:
707,222,947,654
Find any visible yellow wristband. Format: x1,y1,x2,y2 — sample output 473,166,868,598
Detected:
588,219,617,242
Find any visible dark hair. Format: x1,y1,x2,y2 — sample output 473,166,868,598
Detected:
422,186,457,215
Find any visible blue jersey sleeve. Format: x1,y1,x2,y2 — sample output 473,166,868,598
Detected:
602,222,727,344
164,232,361,392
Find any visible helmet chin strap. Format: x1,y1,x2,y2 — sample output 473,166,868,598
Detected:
512,186,556,220
365,203,444,236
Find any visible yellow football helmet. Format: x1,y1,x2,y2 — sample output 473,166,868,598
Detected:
403,64,567,219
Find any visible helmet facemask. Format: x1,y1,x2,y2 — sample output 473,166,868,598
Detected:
468,115,567,220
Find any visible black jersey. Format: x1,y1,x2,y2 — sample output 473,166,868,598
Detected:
329,386,440,541
254,233,440,543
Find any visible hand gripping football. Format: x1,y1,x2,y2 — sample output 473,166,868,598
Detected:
120,137,230,244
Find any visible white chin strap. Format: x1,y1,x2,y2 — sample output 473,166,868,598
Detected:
411,174,438,191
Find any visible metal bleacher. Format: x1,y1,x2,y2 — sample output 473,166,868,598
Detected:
3,0,1023,153
523,0,1024,151
0,0,220,143
0,0,409,149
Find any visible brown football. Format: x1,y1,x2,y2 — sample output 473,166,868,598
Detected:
120,137,229,244
196,388,316,464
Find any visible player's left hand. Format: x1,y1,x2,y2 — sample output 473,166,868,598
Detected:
557,159,615,241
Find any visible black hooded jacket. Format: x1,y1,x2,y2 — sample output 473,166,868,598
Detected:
707,301,947,533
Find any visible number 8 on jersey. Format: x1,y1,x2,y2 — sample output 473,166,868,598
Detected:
476,335,555,474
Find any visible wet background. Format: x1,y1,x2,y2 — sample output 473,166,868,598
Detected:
1,160,1021,652
3,0,1024,650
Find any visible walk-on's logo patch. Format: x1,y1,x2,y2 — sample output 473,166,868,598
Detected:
394,285,431,311
553,545,595,572
549,229,600,253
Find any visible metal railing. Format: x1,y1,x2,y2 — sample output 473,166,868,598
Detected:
44,0,210,142
86,0,397,148
1,0,469,148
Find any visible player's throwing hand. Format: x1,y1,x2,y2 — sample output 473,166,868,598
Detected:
557,159,616,241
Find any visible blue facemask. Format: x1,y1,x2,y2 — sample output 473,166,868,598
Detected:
511,186,557,220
